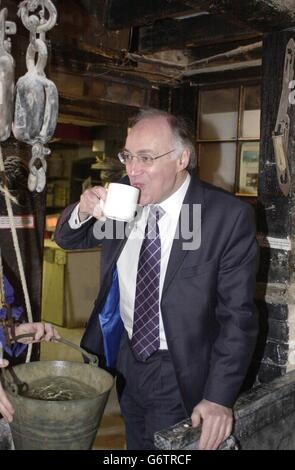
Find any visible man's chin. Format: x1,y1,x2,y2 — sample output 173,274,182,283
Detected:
139,195,151,206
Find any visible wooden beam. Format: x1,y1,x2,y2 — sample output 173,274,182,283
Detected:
204,0,295,32
186,41,262,68
188,67,261,85
183,59,262,76
6,0,130,58
184,37,263,62
105,0,204,29
128,42,262,73
138,14,258,53
59,97,139,126
105,0,295,32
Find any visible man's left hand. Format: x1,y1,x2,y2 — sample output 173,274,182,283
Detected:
191,399,233,450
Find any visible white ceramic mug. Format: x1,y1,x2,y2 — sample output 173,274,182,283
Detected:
98,183,140,222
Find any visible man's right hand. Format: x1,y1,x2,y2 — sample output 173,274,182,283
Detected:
0,359,14,423
79,186,107,221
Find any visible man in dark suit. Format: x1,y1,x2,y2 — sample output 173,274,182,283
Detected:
54,109,258,450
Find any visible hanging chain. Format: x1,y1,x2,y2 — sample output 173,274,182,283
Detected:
28,142,50,192
0,3,16,54
0,2,57,361
0,2,16,142
17,0,58,193
0,2,33,360
18,0,57,39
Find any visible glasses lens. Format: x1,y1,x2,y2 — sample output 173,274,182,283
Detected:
139,155,153,165
118,152,155,165
118,151,127,164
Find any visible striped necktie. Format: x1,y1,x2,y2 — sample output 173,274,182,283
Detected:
131,205,165,361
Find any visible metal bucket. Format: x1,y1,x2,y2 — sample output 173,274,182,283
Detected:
2,337,114,450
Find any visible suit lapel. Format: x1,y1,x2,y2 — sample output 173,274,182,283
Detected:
105,235,127,273
99,177,205,301
162,177,204,296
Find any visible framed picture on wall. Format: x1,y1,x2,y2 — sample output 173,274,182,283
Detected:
237,142,259,196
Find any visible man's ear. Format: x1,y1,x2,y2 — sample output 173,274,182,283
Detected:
178,148,190,171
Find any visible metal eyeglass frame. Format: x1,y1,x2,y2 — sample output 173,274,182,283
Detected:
118,149,176,165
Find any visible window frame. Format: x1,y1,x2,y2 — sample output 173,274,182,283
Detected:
196,80,261,196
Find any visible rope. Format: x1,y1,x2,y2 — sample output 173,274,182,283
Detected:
0,184,18,205
0,146,33,363
0,249,5,308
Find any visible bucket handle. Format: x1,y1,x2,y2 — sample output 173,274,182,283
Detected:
14,333,99,367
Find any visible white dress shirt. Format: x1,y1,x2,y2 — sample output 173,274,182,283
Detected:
68,173,191,350
117,173,191,349
69,204,91,229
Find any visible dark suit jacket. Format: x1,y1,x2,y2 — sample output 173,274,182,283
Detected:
54,176,258,415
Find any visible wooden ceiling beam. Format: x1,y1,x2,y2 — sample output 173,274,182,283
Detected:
183,59,262,76
104,0,206,29
59,96,139,126
138,14,258,53
201,0,295,32
186,37,263,62
105,0,295,31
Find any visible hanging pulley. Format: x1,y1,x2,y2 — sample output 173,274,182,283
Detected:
0,3,16,142
13,38,58,145
13,0,58,193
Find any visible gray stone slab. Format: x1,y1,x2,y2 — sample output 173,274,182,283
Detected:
155,369,295,450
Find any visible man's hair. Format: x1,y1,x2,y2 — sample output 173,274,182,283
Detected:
129,108,196,172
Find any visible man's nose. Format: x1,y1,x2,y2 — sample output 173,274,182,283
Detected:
127,156,143,175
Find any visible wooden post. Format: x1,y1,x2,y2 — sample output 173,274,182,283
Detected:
254,30,295,384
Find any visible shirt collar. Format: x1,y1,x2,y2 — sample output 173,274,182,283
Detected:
159,172,191,220
137,172,191,224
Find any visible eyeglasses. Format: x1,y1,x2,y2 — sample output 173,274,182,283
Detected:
118,149,176,166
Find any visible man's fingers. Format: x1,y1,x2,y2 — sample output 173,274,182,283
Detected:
198,418,213,450
92,186,107,200
204,420,224,450
191,409,201,428
80,186,107,216
93,203,105,220
213,423,228,450
191,400,233,450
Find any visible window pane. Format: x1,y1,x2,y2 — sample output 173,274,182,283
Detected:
241,85,261,138
199,88,239,140
199,143,237,192
238,142,259,195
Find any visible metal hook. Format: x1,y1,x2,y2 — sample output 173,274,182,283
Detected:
27,143,49,192
26,37,48,74
0,6,16,54
18,0,57,35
